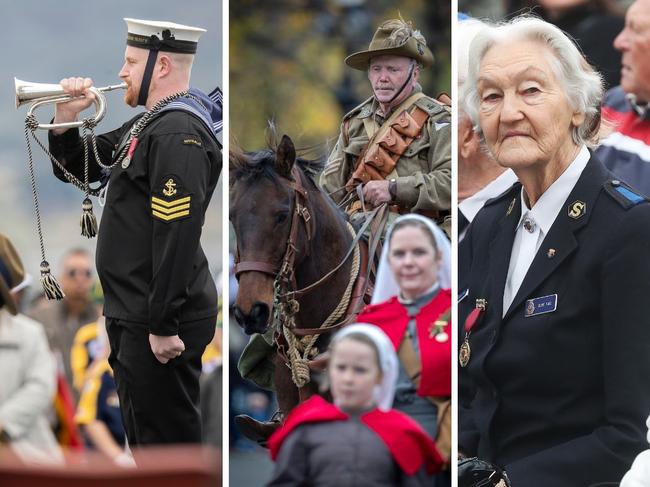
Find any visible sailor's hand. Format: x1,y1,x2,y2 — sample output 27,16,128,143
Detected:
149,334,185,364
52,77,96,134
362,180,392,206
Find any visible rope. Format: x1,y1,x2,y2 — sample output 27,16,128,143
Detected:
280,222,361,388
23,120,65,299
24,121,47,262
21,90,198,296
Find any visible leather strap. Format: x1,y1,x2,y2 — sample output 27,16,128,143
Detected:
235,166,313,284
345,96,430,206
234,261,279,278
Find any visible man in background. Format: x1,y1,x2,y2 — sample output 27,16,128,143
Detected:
597,0,650,194
29,248,98,401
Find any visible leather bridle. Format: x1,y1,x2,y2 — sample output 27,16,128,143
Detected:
233,164,380,337
234,165,314,292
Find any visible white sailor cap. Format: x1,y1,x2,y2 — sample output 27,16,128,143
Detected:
124,18,206,54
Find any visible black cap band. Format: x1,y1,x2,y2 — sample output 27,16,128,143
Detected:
126,30,198,54
137,49,159,107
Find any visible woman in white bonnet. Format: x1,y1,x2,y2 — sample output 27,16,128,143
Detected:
356,214,452,480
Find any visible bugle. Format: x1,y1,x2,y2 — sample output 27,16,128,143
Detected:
15,78,127,130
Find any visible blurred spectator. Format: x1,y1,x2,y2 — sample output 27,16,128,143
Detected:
9,273,33,314
74,317,132,466
457,17,517,241
267,324,443,485
70,281,105,392
597,0,650,195
28,248,99,402
357,215,452,484
201,302,223,448
0,233,62,465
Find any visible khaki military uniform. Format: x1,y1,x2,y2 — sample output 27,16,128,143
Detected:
321,86,451,215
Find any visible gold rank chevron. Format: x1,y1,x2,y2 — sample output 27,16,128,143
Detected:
151,195,191,221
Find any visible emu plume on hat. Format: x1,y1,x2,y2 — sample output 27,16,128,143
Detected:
345,18,434,70
125,18,206,54
0,234,25,315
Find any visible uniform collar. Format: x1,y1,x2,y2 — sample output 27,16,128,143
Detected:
516,145,590,238
459,169,519,224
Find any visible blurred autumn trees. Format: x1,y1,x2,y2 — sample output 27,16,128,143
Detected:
230,0,451,151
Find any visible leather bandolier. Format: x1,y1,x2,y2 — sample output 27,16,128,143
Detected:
344,92,450,221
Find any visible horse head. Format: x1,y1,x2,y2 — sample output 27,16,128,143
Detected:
230,135,319,335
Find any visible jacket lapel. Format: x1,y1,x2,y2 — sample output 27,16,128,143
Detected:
486,188,521,320
503,154,606,320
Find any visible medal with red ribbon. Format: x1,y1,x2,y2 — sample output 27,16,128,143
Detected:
121,137,139,169
459,298,487,367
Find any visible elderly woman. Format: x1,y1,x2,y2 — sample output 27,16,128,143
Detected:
458,16,650,487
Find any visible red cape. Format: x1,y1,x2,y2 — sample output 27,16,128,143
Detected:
357,289,451,396
269,396,444,476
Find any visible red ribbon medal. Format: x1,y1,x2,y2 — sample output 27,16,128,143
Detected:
459,298,486,367
121,137,139,169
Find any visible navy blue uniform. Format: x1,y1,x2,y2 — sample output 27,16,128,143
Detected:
48,107,220,445
459,154,650,486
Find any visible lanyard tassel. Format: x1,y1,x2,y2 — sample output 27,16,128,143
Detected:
80,198,98,238
40,261,65,300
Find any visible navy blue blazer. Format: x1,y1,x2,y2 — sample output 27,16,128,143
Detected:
459,154,650,486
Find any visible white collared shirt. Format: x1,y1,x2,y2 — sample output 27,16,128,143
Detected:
502,145,590,315
459,169,519,241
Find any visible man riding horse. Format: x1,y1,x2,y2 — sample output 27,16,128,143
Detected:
321,18,451,234
234,18,451,445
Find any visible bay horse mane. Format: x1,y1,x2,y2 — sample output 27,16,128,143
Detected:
230,145,326,186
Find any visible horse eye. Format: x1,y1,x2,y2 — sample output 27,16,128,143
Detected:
275,212,289,224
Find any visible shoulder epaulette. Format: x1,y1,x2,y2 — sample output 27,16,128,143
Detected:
343,96,374,121
415,96,449,116
604,179,649,209
483,182,521,208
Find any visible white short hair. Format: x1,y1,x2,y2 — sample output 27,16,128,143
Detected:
461,16,604,146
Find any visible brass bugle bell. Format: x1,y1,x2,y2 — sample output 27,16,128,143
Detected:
15,78,127,130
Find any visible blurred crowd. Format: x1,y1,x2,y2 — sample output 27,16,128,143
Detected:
0,237,223,466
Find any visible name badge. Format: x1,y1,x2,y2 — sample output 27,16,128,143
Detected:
525,294,557,317
458,288,469,303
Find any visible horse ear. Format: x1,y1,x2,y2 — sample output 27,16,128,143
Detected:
276,134,296,178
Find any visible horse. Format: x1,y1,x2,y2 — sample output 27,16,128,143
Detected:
230,134,369,440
